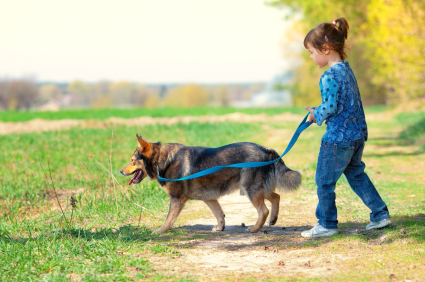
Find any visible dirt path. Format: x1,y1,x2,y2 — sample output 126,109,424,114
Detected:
0,112,303,135
148,191,354,280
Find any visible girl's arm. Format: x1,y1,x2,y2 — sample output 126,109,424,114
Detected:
313,74,339,126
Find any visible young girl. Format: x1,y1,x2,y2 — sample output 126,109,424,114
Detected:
301,17,391,238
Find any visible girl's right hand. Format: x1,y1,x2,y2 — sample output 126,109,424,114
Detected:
305,106,317,123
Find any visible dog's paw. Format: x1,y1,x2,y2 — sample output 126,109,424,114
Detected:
152,229,166,234
212,225,225,232
245,226,260,233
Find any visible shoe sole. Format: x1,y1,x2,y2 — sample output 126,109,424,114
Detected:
366,220,392,231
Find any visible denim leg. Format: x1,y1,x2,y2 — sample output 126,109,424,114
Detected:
343,140,390,222
315,141,352,229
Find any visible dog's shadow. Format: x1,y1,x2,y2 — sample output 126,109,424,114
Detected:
2,215,423,253
179,223,310,234
164,214,425,252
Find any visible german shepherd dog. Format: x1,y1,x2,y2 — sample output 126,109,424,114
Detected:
121,135,301,234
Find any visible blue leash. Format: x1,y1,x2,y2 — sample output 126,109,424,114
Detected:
158,113,313,182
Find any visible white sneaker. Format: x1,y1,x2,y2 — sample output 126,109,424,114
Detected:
301,224,338,238
366,218,391,231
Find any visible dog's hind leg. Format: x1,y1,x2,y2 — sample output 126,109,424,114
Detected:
246,192,269,233
204,200,225,231
265,192,280,226
153,196,188,234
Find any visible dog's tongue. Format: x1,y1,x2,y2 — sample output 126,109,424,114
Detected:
128,170,141,186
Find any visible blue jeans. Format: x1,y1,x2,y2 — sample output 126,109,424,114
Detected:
315,138,390,229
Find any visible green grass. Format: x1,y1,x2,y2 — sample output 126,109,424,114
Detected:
1,224,198,281
1,107,424,281
395,111,425,150
0,106,308,122
0,105,388,122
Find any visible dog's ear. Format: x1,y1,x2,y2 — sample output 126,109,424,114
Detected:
136,134,152,155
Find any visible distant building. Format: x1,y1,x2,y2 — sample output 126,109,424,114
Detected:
231,89,293,108
32,98,62,111
231,72,294,108
251,89,293,107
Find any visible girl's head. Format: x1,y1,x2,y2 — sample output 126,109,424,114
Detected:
304,18,349,68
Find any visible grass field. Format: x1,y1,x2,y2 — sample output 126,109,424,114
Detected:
0,107,307,122
0,105,389,122
0,106,424,281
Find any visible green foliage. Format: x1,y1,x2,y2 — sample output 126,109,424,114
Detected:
267,0,425,106
267,0,384,106
361,0,425,105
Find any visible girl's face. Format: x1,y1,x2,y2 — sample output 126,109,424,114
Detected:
306,43,329,68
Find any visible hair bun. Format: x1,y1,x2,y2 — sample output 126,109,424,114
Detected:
334,17,349,40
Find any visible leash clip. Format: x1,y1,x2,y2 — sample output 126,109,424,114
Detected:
156,165,160,179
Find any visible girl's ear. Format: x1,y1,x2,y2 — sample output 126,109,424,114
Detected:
322,44,331,55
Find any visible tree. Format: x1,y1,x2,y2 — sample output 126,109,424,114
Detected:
67,80,91,106
144,93,161,108
211,85,230,107
361,0,425,106
90,81,112,108
110,81,134,105
0,81,39,110
39,84,62,100
267,0,387,105
132,84,152,106
163,84,209,107
109,82,152,107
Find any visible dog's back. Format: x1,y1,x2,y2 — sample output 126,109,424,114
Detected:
159,142,301,199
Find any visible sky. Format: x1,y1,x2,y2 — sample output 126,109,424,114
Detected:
0,0,291,84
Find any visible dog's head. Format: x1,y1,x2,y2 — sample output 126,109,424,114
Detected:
120,134,151,185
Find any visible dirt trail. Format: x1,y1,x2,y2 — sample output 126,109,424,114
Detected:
150,191,351,279
0,112,303,135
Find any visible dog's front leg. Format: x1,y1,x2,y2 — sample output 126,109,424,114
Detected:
204,200,225,231
153,196,188,234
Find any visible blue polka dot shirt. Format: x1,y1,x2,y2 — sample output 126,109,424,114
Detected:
313,61,368,143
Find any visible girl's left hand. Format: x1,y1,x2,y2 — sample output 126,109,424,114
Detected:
305,106,317,123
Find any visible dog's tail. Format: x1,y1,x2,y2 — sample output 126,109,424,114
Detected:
274,158,302,192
